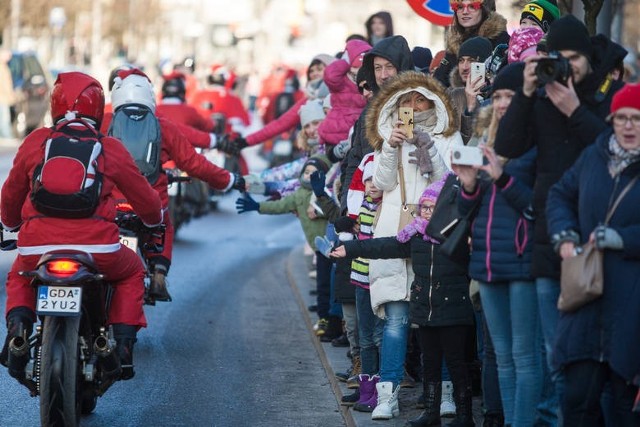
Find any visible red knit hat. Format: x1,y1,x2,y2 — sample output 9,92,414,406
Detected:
610,83,640,115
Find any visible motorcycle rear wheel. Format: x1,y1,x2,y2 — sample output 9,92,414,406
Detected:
40,316,82,427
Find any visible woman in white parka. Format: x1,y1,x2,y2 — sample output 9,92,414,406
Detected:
365,71,463,420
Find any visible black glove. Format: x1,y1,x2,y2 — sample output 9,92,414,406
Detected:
230,173,246,192
333,216,356,233
310,170,326,197
217,134,247,156
235,193,259,214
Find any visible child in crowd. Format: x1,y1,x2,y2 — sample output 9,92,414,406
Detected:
236,155,338,335
331,176,475,427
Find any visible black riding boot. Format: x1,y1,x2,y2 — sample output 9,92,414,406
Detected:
1,307,34,374
149,264,172,302
112,324,137,380
407,381,442,426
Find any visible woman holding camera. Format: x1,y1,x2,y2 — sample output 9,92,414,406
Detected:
546,84,640,426
453,63,542,427
363,70,463,420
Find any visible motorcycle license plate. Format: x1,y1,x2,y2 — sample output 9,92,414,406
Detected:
120,235,138,252
36,286,82,316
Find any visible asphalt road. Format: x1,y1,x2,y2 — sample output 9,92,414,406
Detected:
0,187,346,427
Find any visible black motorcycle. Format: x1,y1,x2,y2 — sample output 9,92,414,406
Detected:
1,212,164,426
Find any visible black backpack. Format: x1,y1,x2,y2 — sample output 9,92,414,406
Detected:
31,120,103,219
108,104,162,185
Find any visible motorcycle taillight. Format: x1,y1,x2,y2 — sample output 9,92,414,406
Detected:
46,259,81,276
115,202,134,213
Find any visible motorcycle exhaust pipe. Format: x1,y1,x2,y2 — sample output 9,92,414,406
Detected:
8,336,30,380
94,336,122,379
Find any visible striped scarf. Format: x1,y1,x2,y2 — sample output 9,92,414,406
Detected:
350,196,381,289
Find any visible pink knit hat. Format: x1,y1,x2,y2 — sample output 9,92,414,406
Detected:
419,174,448,205
345,39,372,69
508,27,544,64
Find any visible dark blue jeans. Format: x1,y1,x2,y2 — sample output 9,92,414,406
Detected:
355,286,383,375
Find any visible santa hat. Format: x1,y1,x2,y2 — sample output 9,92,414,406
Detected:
362,157,375,183
346,152,376,218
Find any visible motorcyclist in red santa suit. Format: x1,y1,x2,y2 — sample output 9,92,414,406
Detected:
0,72,163,381
157,72,216,133
101,69,246,303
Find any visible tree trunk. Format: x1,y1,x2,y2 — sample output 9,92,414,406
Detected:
582,0,604,35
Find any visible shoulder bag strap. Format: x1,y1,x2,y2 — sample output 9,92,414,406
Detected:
397,144,407,209
605,175,639,225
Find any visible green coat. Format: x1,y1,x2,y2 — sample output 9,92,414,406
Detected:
258,187,328,251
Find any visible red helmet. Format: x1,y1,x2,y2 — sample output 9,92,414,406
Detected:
50,72,105,125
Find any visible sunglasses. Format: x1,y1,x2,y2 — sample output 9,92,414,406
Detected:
451,1,483,12
358,82,372,94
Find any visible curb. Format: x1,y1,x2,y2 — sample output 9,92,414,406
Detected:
286,246,357,427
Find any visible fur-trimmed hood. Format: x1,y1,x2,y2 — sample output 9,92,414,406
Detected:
365,71,458,151
449,65,466,89
446,12,507,55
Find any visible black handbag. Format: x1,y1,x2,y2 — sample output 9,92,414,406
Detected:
426,174,479,263
425,174,463,242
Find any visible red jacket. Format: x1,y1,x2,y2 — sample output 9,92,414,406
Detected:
246,96,306,146
191,87,250,128
1,124,163,255
157,100,215,133
101,113,232,206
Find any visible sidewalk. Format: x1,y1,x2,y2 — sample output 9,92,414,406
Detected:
286,245,484,427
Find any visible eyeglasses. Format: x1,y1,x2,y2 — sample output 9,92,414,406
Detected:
612,114,640,128
420,205,435,213
451,1,483,12
358,82,372,94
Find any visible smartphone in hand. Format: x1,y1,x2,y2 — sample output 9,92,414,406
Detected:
398,107,414,139
470,62,486,84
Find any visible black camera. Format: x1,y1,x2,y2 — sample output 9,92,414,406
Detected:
535,52,571,86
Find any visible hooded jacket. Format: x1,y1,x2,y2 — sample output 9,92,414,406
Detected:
340,36,415,211
494,36,627,279
364,71,463,317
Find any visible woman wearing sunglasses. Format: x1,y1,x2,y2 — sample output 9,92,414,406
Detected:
432,0,510,88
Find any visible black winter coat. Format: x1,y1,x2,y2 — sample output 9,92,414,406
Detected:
343,236,474,327
494,37,627,279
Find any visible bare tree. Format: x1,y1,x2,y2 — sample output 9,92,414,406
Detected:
582,0,604,34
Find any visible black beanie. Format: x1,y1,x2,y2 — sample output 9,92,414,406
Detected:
412,47,433,73
546,15,592,58
302,155,330,175
491,62,525,93
458,37,493,62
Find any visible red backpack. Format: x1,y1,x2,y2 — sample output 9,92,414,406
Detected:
30,120,103,218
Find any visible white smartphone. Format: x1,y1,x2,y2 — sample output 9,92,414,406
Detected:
470,62,486,83
451,146,483,166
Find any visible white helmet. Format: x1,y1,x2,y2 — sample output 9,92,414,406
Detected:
111,70,156,113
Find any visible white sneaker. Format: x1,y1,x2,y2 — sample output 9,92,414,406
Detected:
440,380,456,417
308,270,317,279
